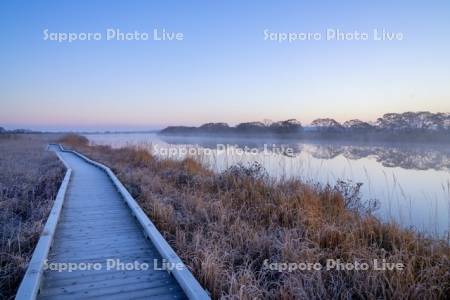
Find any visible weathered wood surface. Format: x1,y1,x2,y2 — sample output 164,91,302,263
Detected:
26,146,198,299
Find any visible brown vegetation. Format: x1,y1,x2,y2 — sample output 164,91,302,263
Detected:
0,134,64,300
61,135,450,299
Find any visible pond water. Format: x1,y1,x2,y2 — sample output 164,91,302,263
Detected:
84,133,450,237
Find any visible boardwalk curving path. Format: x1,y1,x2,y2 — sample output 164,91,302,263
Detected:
16,145,209,300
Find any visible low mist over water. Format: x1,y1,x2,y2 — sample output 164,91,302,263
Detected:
85,133,450,236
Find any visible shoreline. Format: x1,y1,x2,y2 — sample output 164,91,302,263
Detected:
59,134,450,299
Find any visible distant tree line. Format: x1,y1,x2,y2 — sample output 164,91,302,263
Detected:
160,112,450,142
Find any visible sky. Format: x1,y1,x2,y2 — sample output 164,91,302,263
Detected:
1,0,449,131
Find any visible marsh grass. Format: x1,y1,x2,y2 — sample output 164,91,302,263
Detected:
0,134,64,300
61,134,450,299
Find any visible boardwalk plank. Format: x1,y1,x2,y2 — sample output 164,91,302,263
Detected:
43,269,170,288
40,276,174,297
39,280,185,299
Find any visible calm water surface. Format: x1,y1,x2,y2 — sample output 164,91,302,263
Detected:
85,133,450,237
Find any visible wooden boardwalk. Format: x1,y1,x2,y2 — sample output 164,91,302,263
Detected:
16,146,209,300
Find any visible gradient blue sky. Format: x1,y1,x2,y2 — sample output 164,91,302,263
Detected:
1,0,449,131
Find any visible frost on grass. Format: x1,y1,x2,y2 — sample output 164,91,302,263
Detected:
0,134,64,299
61,134,450,300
